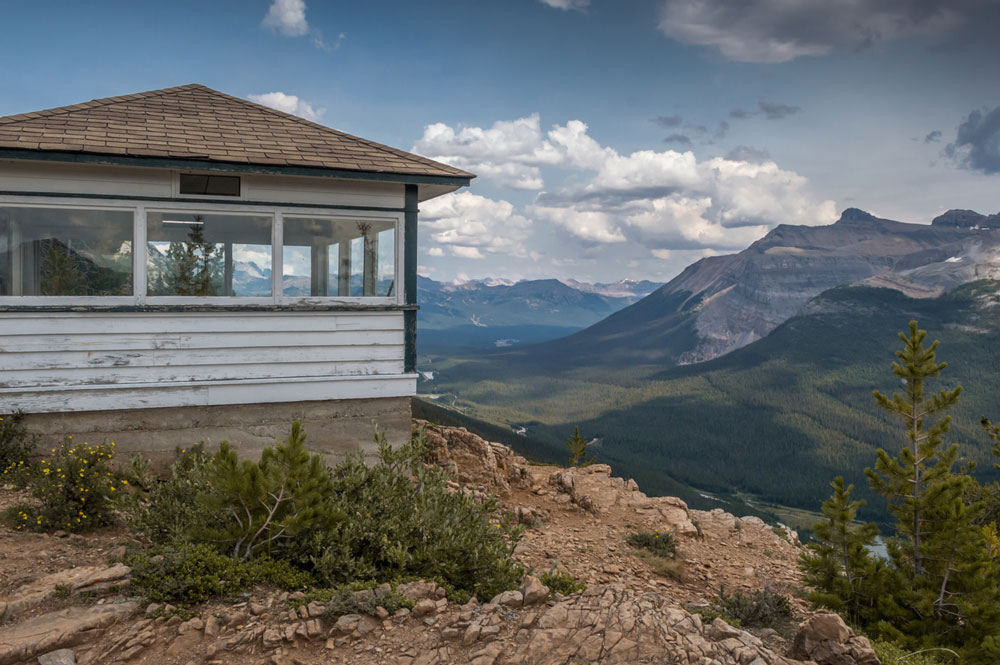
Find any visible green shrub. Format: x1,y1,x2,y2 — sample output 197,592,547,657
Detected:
122,423,524,603
198,421,341,562
626,530,678,559
6,437,123,531
714,587,792,629
0,411,37,485
309,428,524,601
540,568,586,596
128,543,312,604
692,607,741,628
122,445,217,543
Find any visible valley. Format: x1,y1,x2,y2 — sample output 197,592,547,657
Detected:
418,209,1000,523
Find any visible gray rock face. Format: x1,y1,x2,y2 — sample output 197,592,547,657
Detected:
538,207,995,368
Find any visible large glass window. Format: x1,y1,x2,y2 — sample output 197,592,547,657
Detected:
0,206,133,296
283,217,395,298
146,211,272,297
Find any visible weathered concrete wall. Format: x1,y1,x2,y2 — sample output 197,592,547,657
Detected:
23,397,411,471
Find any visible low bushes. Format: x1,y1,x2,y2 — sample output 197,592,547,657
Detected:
3,437,123,531
540,568,586,595
129,543,313,604
0,411,36,478
123,423,523,604
626,530,678,559
714,587,792,629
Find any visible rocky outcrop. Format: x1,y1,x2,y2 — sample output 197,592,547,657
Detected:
547,464,700,536
0,602,137,665
419,420,533,497
787,613,879,665
0,563,130,622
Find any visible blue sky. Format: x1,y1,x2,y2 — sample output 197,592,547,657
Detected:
2,0,999,283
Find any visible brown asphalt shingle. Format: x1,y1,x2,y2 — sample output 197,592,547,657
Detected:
0,84,473,180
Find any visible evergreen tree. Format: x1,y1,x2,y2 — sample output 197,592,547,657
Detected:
862,321,1000,660
799,477,881,622
197,421,340,561
160,220,223,296
566,426,594,467
866,320,962,577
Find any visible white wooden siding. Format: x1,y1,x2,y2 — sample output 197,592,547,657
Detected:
0,161,406,209
0,310,415,413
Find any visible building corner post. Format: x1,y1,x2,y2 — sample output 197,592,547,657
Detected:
404,184,418,374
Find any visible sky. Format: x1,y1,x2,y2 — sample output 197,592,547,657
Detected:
1,0,999,284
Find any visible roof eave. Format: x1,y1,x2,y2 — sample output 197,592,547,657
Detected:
0,148,475,188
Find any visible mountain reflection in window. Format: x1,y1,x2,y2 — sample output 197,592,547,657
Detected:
0,206,133,296
145,211,272,297
282,217,395,298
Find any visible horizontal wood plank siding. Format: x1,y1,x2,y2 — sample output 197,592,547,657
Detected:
0,161,405,209
0,311,414,412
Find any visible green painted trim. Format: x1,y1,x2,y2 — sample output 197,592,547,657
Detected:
404,184,419,373
0,149,474,187
0,190,405,213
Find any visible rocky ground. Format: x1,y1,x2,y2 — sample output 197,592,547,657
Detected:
0,422,878,665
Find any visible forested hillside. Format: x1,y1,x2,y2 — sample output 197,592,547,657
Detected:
423,281,1000,521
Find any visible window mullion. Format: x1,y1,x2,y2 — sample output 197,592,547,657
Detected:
135,205,147,304
273,211,283,302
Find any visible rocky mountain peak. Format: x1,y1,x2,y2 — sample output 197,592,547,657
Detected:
834,208,880,224
931,208,1000,228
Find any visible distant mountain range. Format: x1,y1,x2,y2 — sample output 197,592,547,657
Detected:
420,208,1000,520
481,208,999,370
417,276,661,349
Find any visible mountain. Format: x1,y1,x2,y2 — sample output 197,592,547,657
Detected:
422,208,1000,518
426,280,1000,520
417,275,661,350
496,208,995,369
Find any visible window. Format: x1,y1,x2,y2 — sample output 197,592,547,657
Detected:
0,206,133,296
146,211,272,297
282,217,395,297
179,174,241,197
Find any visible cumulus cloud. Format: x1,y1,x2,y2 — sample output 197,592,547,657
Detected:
657,0,963,63
924,130,942,143
413,114,563,190
417,113,835,257
945,106,1000,174
539,0,589,9
247,92,323,121
262,0,336,50
262,0,309,36
419,191,532,258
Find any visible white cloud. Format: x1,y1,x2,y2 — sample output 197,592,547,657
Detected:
657,0,963,63
416,113,837,280
539,0,589,10
529,206,626,244
449,246,485,259
426,247,444,257
247,92,323,121
420,191,533,259
262,0,310,37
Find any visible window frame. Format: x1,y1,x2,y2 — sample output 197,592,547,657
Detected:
279,212,400,302
0,195,405,308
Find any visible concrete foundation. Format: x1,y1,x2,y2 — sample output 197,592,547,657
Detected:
24,397,412,471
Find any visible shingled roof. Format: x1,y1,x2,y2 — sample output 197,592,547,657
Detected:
0,84,473,183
